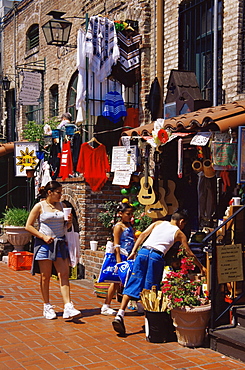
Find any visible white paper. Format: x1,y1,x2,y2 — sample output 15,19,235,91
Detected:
112,170,131,186
111,146,137,172
190,132,212,146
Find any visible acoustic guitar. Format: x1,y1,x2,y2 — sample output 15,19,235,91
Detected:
138,145,156,205
164,179,179,215
145,151,168,218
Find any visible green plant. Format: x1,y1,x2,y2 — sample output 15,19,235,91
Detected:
22,117,59,149
1,208,29,227
162,246,208,312
97,201,152,232
97,201,118,229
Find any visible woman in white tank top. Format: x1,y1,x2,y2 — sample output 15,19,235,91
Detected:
25,180,81,320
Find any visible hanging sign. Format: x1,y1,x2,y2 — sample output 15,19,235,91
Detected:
14,142,39,177
111,146,137,173
112,170,131,186
190,132,212,146
217,244,244,284
19,71,42,106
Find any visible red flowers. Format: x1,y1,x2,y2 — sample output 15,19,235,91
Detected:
161,245,208,311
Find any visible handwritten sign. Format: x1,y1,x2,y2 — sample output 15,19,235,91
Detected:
217,244,244,284
190,132,212,146
111,146,137,173
112,170,131,186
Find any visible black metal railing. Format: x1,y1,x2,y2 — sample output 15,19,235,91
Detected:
202,205,245,330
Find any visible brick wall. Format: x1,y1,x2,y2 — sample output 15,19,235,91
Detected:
80,250,105,281
2,0,153,131
60,177,122,281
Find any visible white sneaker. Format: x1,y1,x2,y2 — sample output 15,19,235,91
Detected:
101,306,117,316
63,302,81,319
43,304,56,320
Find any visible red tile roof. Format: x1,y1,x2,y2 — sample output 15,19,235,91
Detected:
123,100,245,136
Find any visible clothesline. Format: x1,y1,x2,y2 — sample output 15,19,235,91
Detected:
80,125,136,135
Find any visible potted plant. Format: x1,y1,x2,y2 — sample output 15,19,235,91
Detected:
1,208,31,252
162,246,210,347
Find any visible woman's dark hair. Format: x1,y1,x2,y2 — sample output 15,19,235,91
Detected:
38,181,62,199
113,202,134,226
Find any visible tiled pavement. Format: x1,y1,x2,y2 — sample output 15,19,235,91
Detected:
0,262,245,370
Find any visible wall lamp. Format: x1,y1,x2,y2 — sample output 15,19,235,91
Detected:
42,11,73,47
1,76,13,91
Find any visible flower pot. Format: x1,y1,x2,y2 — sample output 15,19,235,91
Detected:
171,303,211,347
145,310,175,343
5,226,32,252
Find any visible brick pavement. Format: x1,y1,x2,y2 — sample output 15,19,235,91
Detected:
0,261,245,370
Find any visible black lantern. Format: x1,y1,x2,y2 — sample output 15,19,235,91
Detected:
42,11,72,46
2,76,11,91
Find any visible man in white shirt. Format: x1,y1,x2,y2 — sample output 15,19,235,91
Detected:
112,210,206,336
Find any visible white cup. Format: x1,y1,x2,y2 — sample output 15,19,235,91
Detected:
90,241,98,251
232,197,241,206
63,207,72,221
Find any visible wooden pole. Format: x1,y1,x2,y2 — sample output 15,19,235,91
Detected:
156,0,164,118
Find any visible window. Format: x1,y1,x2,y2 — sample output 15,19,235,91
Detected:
26,24,39,51
67,71,139,141
179,0,223,104
49,85,59,117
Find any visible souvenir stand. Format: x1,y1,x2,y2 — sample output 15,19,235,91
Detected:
119,101,245,331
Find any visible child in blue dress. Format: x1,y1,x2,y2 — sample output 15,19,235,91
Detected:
101,202,134,315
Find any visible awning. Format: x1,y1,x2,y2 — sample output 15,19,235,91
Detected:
123,100,245,136
0,142,14,157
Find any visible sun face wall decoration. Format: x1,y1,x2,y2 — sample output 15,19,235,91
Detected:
14,142,39,176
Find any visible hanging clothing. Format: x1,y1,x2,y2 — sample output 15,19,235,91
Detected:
146,77,161,121
72,132,82,172
76,29,86,123
94,116,123,157
102,91,127,123
76,27,121,121
123,107,139,129
111,30,141,87
85,16,120,82
76,142,110,192
58,141,73,181
48,142,61,180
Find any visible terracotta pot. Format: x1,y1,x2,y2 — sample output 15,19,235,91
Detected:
5,226,32,252
171,303,211,347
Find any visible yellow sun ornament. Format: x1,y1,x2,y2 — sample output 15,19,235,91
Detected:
16,148,37,172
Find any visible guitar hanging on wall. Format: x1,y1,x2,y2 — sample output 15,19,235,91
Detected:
138,144,156,205
145,150,168,219
164,179,179,215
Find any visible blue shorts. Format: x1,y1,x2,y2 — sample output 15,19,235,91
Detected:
35,244,68,260
123,247,165,300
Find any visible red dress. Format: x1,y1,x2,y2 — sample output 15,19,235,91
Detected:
76,143,110,192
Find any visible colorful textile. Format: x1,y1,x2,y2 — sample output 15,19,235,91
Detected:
102,91,127,123
58,141,73,181
111,30,141,87
123,107,139,129
76,142,110,192
85,16,120,82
